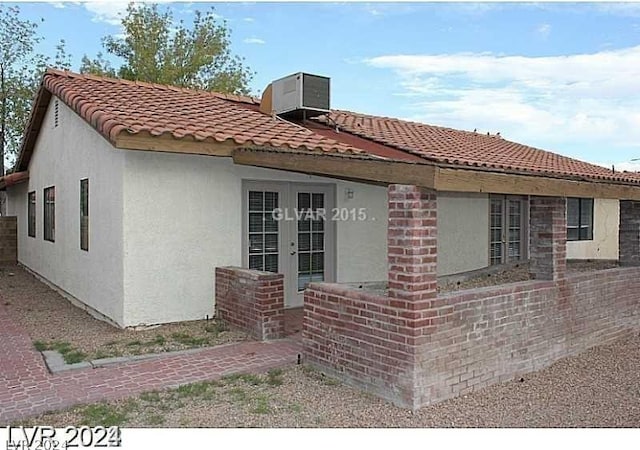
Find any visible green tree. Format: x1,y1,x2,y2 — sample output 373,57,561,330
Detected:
81,3,254,95
0,5,70,212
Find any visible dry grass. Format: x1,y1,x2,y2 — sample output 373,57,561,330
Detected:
16,334,640,428
0,266,249,362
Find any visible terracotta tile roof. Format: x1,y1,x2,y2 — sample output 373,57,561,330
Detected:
323,110,637,184
43,69,361,155
28,69,639,186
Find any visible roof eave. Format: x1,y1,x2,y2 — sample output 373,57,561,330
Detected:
0,171,29,191
15,83,51,173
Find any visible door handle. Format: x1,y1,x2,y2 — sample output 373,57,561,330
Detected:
290,251,297,256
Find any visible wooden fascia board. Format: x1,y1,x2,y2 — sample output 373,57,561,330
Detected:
232,149,437,188
114,132,236,156
16,88,52,172
435,167,640,200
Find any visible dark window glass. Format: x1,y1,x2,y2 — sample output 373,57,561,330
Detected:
567,198,593,241
80,179,89,251
27,191,36,238
44,187,55,242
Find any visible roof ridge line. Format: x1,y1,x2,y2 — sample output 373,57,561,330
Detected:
44,68,260,105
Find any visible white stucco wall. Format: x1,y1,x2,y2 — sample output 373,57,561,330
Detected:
6,98,125,324
121,152,390,326
437,191,490,275
120,151,495,326
566,198,619,260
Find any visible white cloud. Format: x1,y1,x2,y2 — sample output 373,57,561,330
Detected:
366,5,382,16
592,3,640,18
82,1,129,26
536,23,551,39
243,17,255,23
243,37,265,45
81,1,177,25
365,46,640,158
594,161,640,172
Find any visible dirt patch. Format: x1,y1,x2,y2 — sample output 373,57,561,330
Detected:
15,334,640,427
567,259,619,273
438,264,532,293
0,266,249,361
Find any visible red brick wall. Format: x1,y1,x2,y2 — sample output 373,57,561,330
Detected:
413,268,639,406
215,267,284,341
0,217,17,265
304,284,424,406
304,268,640,409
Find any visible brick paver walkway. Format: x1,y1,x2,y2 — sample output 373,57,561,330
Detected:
0,302,301,424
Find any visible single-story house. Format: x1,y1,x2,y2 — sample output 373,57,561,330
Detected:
0,68,636,328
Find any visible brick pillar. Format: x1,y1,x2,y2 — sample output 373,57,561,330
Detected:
529,196,567,280
387,184,437,302
215,267,285,340
619,200,640,266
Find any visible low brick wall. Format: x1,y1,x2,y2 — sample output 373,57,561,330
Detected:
304,284,419,406
303,267,640,409
215,267,284,341
0,217,17,265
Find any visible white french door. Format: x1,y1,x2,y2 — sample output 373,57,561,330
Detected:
489,195,528,266
243,181,335,308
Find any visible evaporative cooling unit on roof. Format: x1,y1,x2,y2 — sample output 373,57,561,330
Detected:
271,72,330,120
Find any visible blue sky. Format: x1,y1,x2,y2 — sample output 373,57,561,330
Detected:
9,1,640,169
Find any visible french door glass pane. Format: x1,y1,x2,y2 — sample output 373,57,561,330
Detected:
249,213,263,233
508,200,521,260
297,191,325,290
249,191,263,211
264,254,278,272
264,233,278,252
490,199,503,265
490,197,524,265
249,234,264,253
298,233,311,251
247,191,279,273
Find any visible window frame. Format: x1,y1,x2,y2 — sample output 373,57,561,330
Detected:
43,186,55,243
566,197,594,242
27,191,36,238
488,194,529,266
80,178,89,251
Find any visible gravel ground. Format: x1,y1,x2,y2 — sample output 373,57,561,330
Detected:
17,333,640,427
0,266,249,361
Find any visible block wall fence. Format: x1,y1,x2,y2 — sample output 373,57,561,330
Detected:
0,217,17,265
